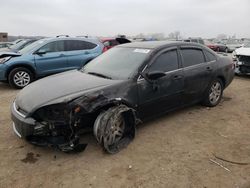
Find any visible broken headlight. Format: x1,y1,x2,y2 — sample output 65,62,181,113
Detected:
33,104,70,123
0,56,11,64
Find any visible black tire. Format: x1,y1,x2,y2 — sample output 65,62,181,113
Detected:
202,79,223,107
93,105,136,154
225,48,228,53
8,67,34,89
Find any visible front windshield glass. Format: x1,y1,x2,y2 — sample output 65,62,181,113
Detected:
244,42,250,48
19,39,47,54
82,47,150,80
9,40,28,50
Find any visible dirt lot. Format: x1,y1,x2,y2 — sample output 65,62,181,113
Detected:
0,76,250,188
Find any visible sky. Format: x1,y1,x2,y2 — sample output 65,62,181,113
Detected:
1,0,250,38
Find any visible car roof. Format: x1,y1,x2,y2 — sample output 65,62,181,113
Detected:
119,41,202,49
37,37,102,45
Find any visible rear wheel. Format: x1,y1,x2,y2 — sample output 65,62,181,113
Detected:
202,79,223,107
8,67,34,89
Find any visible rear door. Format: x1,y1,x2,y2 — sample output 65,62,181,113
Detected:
64,40,98,69
34,40,67,76
180,46,214,103
137,48,185,118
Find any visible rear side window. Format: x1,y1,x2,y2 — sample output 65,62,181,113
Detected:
149,50,179,72
181,48,205,67
110,40,119,46
39,41,65,53
66,40,97,51
204,50,216,62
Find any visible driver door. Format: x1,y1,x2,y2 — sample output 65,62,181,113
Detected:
34,40,68,76
137,48,185,119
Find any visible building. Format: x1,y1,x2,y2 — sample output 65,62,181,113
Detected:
0,32,8,42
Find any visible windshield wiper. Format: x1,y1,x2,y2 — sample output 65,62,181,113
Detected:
87,72,112,79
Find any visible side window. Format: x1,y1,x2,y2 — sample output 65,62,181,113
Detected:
149,50,179,72
110,40,119,46
181,48,205,67
66,40,97,51
204,50,216,62
39,41,64,53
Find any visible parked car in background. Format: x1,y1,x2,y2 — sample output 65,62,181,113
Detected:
100,37,131,52
233,41,250,75
204,40,228,52
11,41,234,154
11,39,24,45
0,39,37,53
0,42,13,49
0,37,104,88
184,38,205,45
225,40,242,52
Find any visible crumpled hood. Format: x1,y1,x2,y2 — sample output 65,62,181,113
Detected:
15,70,122,114
0,51,21,58
235,47,250,56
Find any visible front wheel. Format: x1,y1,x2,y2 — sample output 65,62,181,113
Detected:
225,48,228,53
94,105,136,154
8,67,33,89
202,79,223,107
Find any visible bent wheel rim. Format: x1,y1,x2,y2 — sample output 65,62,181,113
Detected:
105,114,125,146
209,82,222,105
13,71,30,87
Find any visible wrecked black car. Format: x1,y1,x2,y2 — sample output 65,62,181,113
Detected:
11,41,234,153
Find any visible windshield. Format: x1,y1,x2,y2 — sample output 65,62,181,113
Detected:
9,40,31,50
244,42,250,48
19,39,46,54
82,47,150,80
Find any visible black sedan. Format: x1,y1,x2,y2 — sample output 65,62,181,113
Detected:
11,41,234,153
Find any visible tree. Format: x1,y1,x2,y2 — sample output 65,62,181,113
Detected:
168,31,181,40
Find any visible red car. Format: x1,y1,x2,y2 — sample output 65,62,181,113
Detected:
100,37,131,52
205,40,228,52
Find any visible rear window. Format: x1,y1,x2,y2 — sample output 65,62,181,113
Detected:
181,48,205,67
65,40,97,51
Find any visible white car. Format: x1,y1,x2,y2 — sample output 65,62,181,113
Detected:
233,42,250,75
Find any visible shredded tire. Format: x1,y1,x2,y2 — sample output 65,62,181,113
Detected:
94,105,136,154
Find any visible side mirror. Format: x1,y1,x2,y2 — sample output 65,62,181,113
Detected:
36,49,47,55
146,71,166,80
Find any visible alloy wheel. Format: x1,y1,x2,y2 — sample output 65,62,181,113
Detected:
209,81,222,105
13,71,31,87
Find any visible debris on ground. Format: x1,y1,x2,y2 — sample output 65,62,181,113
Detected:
213,154,250,165
209,159,231,172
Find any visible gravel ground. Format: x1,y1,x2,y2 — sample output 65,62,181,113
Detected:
0,76,250,188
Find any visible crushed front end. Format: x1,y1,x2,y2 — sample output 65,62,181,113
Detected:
11,101,88,152
234,55,250,75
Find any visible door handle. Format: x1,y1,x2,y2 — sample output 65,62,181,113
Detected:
206,66,213,71
172,75,183,80
59,54,65,57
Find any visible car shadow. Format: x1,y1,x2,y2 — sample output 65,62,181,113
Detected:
235,74,250,80
0,82,16,91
